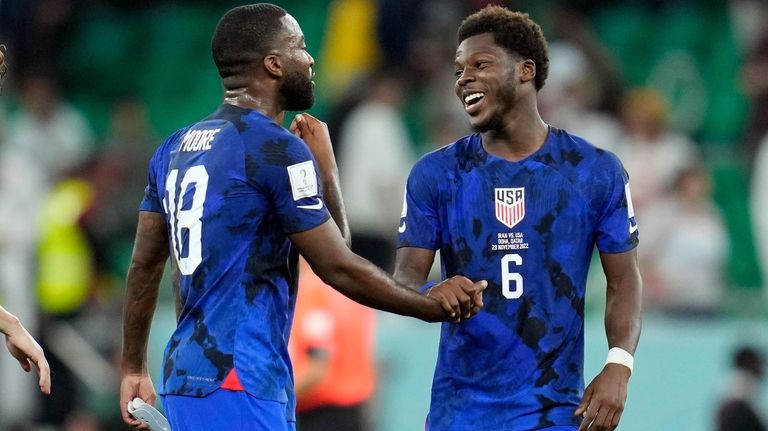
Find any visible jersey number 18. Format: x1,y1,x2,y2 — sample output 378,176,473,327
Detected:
164,166,209,275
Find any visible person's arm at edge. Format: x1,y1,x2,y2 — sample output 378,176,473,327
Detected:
576,248,642,430
289,113,351,246
120,211,170,428
0,305,51,394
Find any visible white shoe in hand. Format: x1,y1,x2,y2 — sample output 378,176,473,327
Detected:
127,397,171,431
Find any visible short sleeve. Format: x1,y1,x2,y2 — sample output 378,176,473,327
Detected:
397,156,441,249
594,153,639,253
139,129,186,213
139,152,164,213
255,134,331,234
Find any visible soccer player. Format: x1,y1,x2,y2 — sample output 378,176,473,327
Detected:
119,4,485,431
394,6,642,431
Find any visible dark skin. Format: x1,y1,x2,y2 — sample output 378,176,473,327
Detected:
120,13,486,428
394,32,642,431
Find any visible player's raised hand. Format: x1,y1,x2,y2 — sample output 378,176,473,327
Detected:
574,363,630,431
120,372,156,429
289,113,334,161
3,319,51,394
426,276,487,322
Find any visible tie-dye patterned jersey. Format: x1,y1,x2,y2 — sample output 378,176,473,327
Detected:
397,128,638,430
139,104,330,406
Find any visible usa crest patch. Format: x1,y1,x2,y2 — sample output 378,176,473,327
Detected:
495,187,525,229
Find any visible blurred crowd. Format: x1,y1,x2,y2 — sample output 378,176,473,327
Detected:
1,0,768,429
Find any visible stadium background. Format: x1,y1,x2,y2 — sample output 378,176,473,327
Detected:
0,0,767,429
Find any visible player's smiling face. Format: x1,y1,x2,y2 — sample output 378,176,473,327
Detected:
278,14,315,111
454,33,522,133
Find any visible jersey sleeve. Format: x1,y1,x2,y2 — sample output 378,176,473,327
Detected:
397,156,441,249
254,134,331,234
594,152,639,253
139,129,186,213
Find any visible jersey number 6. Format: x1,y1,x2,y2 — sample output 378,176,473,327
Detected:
501,253,523,299
164,166,209,275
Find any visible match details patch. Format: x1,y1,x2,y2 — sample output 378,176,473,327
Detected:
287,161,319,200
495,187,525,229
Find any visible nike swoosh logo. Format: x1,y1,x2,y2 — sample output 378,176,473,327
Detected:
398,220,406,233
297,198,324,210
629,223,638,234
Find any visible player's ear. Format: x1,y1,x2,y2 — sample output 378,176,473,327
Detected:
519,59,536,84
264,53,283,79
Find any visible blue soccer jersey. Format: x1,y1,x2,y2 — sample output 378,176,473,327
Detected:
398,128,638,430
140,104,330,410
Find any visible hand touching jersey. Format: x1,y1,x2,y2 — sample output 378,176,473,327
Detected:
575,363,631,431
426,276,487,322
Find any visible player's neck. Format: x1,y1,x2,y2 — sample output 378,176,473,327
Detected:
223,87,285,122
481,110,548,162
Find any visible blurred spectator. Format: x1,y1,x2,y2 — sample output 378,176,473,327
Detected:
715,345,766,431
753,134,768,296
745,29,768,296
290,258,376,431
639,165,728,317
0,71,93,426
546,4,624,114
38,98,156,430
612,87,700,216
412,1,472,152
538,41,622,152
81,97,156,279
338,69,414,271
740,22,768,160
3,72,93,184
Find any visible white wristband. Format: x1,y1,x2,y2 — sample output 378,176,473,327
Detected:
605,347,634,374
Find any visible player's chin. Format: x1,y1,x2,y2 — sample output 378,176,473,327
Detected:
469,117,492,133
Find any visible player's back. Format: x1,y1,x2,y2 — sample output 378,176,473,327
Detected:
141,103,330,404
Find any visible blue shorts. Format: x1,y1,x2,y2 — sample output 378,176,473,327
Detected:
162,389,296,431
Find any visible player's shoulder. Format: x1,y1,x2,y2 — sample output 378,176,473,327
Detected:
155,125,192,157
412,134,476,173
546,126,624,172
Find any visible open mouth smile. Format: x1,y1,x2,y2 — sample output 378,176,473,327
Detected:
463,92,485,114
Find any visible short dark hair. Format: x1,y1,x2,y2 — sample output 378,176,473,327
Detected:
457,6,549,91
211,3,288,80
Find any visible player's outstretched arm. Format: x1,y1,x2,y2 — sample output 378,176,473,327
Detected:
289,113,351,245
576,248,642,431
291,220,484,322
0,306,51,394
394,247,486,321
121,211,169,429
